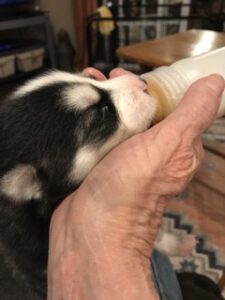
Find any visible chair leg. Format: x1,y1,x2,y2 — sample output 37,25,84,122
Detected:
218,272,225,291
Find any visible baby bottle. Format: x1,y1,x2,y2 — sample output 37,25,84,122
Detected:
141,47,225,123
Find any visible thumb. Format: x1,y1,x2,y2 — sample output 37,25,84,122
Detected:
165,74,225,138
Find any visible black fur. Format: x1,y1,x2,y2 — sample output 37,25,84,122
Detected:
0,79,119,299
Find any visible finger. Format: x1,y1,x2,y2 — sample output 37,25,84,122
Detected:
82,67,107,81
109,68,132,78
165,74,225,137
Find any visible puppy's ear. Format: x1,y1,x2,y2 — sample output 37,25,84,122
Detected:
0,164,42,202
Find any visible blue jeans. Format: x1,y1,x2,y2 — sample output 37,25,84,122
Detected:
151,251,183,300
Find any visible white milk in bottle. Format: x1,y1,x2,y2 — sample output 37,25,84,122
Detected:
141,47,225,123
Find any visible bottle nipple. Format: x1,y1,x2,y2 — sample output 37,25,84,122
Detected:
146,79,174,123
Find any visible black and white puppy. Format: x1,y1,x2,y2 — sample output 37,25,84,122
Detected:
0,71,156,300
0,71,195,299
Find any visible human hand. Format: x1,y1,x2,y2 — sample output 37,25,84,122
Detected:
47,68,225,300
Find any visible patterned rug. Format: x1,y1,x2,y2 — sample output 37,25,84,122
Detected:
162,212,225,296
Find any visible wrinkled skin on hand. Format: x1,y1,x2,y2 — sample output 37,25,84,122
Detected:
48,68,225,300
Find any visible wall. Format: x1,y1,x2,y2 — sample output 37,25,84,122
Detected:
40,0,76,47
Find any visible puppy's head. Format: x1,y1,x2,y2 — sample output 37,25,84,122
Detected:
0,71,156,215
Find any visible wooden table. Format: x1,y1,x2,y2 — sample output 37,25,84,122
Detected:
116,29,225,68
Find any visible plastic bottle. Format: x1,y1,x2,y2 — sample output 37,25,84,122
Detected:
140,47,225,123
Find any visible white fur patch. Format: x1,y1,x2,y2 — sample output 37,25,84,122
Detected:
64,84,100,110
69,130,126,183
101,74,156,134
13,71,78,97
0,165,42,202
70,146,99,183
112,89,156,134
13,71,105,97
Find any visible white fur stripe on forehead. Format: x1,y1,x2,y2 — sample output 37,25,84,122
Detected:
13,71,105,97
64,84,100,110
13,71,143,98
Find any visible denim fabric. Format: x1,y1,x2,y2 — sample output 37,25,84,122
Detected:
151,251,183,300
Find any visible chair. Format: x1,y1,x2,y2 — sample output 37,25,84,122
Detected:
86,12,119,73
115,1,192,48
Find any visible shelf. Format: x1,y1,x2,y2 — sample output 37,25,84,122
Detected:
0,13,57,71
0,43,46,58
0,14,47,31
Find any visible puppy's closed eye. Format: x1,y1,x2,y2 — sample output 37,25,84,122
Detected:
101,104,110,118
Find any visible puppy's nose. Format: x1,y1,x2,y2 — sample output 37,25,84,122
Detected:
139,78,149,93
139,76,147,84
139,78,147,84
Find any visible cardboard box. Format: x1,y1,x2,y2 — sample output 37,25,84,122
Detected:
16,48,45,72
0,54,15,78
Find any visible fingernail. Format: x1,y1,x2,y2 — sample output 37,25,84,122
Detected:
205,74,225,96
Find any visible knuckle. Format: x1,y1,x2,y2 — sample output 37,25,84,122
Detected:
166,150,198,179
